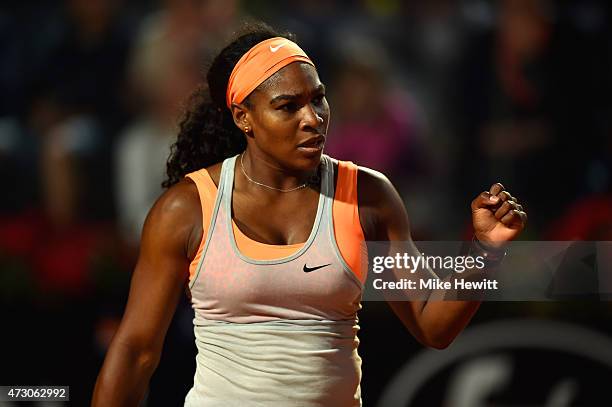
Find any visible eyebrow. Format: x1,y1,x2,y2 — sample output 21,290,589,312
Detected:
269,83,326,105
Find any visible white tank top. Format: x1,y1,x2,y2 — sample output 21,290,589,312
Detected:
184,155,364,407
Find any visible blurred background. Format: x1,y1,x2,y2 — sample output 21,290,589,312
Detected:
0,0,611,405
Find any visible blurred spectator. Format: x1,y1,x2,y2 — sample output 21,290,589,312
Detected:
115,0,239,245
325,41,428,182
0,149,120,298
23,0,136,220
0,0,135,296
29,0,133,127
454,0,595,232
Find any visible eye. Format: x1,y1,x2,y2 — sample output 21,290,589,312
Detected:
279,102,299,113
312,94,325,105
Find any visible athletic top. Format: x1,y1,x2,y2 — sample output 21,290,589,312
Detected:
183,154,367,407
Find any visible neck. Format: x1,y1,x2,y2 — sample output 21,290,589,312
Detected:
240,149,318,192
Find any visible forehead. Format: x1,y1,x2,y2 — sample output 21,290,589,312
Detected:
255,62,322,97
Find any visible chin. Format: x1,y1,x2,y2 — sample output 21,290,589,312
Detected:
295,148,323,170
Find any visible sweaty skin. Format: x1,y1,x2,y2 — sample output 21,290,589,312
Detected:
92,63,526,406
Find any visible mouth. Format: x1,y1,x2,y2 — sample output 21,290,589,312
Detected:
297,135,326,153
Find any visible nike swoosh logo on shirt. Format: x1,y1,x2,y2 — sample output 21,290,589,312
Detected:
270,43,286,53
303,263,331,273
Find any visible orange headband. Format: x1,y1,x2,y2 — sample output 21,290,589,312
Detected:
226,37,314,108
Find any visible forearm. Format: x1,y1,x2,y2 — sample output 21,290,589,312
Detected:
92,338,159,407
383,244,485,349
417,257,501,348
418,298,481,349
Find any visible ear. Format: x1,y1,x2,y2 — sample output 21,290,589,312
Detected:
230,102,252,135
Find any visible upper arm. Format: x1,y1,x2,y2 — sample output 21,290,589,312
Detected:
112,180,200,357
357,168,432,342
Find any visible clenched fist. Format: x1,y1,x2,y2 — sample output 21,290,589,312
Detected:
471,183,527,248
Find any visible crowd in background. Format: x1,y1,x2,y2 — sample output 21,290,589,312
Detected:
0,0,611,405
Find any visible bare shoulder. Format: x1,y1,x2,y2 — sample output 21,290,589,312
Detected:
149,178,200,222
357,166,401,217
142,178,201,257
355,165,410,241
356,166,394,205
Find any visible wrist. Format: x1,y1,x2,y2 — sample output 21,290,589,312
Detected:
473,232,508,249
469,235,507,266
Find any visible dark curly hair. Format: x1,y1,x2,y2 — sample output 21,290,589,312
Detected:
162,22,295,188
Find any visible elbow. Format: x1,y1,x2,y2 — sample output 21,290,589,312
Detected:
425,337,453,350
104,336,162,379
127,342,162,375
420,332,455,350
135,349,160,373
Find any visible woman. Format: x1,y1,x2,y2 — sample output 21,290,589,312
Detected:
92,23,527,406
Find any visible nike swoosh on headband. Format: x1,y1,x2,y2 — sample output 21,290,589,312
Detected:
270,43,286,53
303,263,331,273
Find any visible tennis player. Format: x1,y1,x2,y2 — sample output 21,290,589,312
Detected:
92,23,527,407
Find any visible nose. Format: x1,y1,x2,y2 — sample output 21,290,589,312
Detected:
300,103,324,131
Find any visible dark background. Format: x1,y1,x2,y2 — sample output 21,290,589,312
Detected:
1,0,611,405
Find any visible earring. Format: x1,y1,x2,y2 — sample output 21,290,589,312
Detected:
244,126,250,133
